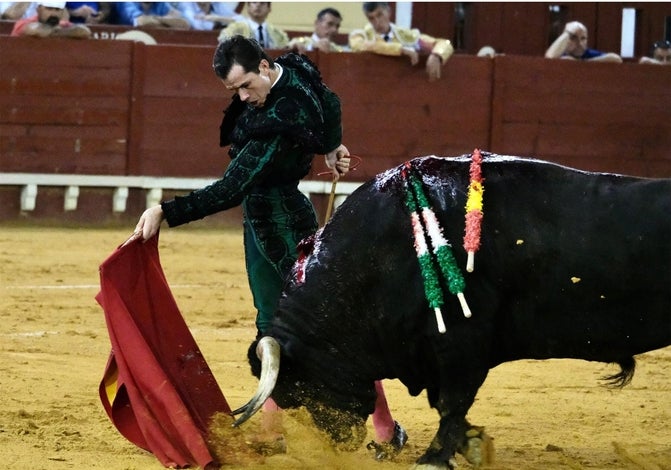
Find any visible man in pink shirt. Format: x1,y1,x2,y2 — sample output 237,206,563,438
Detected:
11,0,91,39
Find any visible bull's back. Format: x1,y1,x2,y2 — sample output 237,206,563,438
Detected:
455,157,671,362
375,155,671,363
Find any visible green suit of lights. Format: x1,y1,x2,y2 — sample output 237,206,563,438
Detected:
161,53,343,334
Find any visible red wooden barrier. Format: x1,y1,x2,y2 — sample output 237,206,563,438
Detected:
127,44,225,177
0,36,669,224
0,38,132,175
320,52,494,180
490,55,671,176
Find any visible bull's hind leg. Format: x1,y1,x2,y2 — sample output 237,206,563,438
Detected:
415,369,490,469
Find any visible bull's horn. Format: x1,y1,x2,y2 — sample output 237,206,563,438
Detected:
231,336,280,427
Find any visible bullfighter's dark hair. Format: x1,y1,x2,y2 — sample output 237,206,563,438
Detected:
212,34,274,79
362,2,389,13
317,7,342,21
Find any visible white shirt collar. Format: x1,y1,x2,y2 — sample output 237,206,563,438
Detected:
271,63,283,89
248,18,265,29
379,24,396,40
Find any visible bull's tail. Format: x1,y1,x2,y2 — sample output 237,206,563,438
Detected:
602,356,636,388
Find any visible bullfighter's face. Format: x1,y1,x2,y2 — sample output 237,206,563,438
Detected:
222,60,274,108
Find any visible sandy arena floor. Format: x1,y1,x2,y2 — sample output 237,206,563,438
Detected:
0,225,669,470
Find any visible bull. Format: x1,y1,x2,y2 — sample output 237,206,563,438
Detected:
232,153,671,469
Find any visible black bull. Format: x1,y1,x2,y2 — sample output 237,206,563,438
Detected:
235,154,670,468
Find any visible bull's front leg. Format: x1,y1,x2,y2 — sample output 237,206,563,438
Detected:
414,415,468,469
414,417,494,469
414,369,491,469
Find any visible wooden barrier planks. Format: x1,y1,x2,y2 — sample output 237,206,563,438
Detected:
320,52,494,180
129,44,227,177
489,55,671,177
0,37,669,189
0,37,133,174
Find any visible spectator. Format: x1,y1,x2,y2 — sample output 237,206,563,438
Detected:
217,2,289,49
639,39,671,65
176,2,241,31
349,2,453,81
65,2,111,24
11,0,91,38
115,2,190,30
288,7,346,53
1,2,36,19
545,20,622,62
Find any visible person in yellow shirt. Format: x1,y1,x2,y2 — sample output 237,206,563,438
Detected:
217,2,288,48
349,2,453,81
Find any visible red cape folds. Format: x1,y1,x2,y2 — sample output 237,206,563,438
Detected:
96,233,231,469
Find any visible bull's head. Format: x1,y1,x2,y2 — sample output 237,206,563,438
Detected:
232,337,369,451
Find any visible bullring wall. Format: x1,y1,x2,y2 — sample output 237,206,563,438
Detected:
0,36,669,224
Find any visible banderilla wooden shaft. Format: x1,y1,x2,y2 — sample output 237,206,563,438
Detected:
324,178,337,224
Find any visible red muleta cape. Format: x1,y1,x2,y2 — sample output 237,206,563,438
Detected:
96,233,231,468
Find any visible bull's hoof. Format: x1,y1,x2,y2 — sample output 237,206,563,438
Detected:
366,420,408,461
247,435,287,456
410,456,458,470
366,440,401,461
462,427,494,467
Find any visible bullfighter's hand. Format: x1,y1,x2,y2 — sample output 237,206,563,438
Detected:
325,144,350,181
122,205,164,247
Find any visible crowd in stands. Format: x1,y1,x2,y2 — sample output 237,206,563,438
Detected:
2,1,668,70
1,1,242,35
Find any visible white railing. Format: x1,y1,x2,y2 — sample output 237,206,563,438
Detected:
0,173,362,213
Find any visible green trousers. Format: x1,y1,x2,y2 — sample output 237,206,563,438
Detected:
243,219,286,334
242,190,318,334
